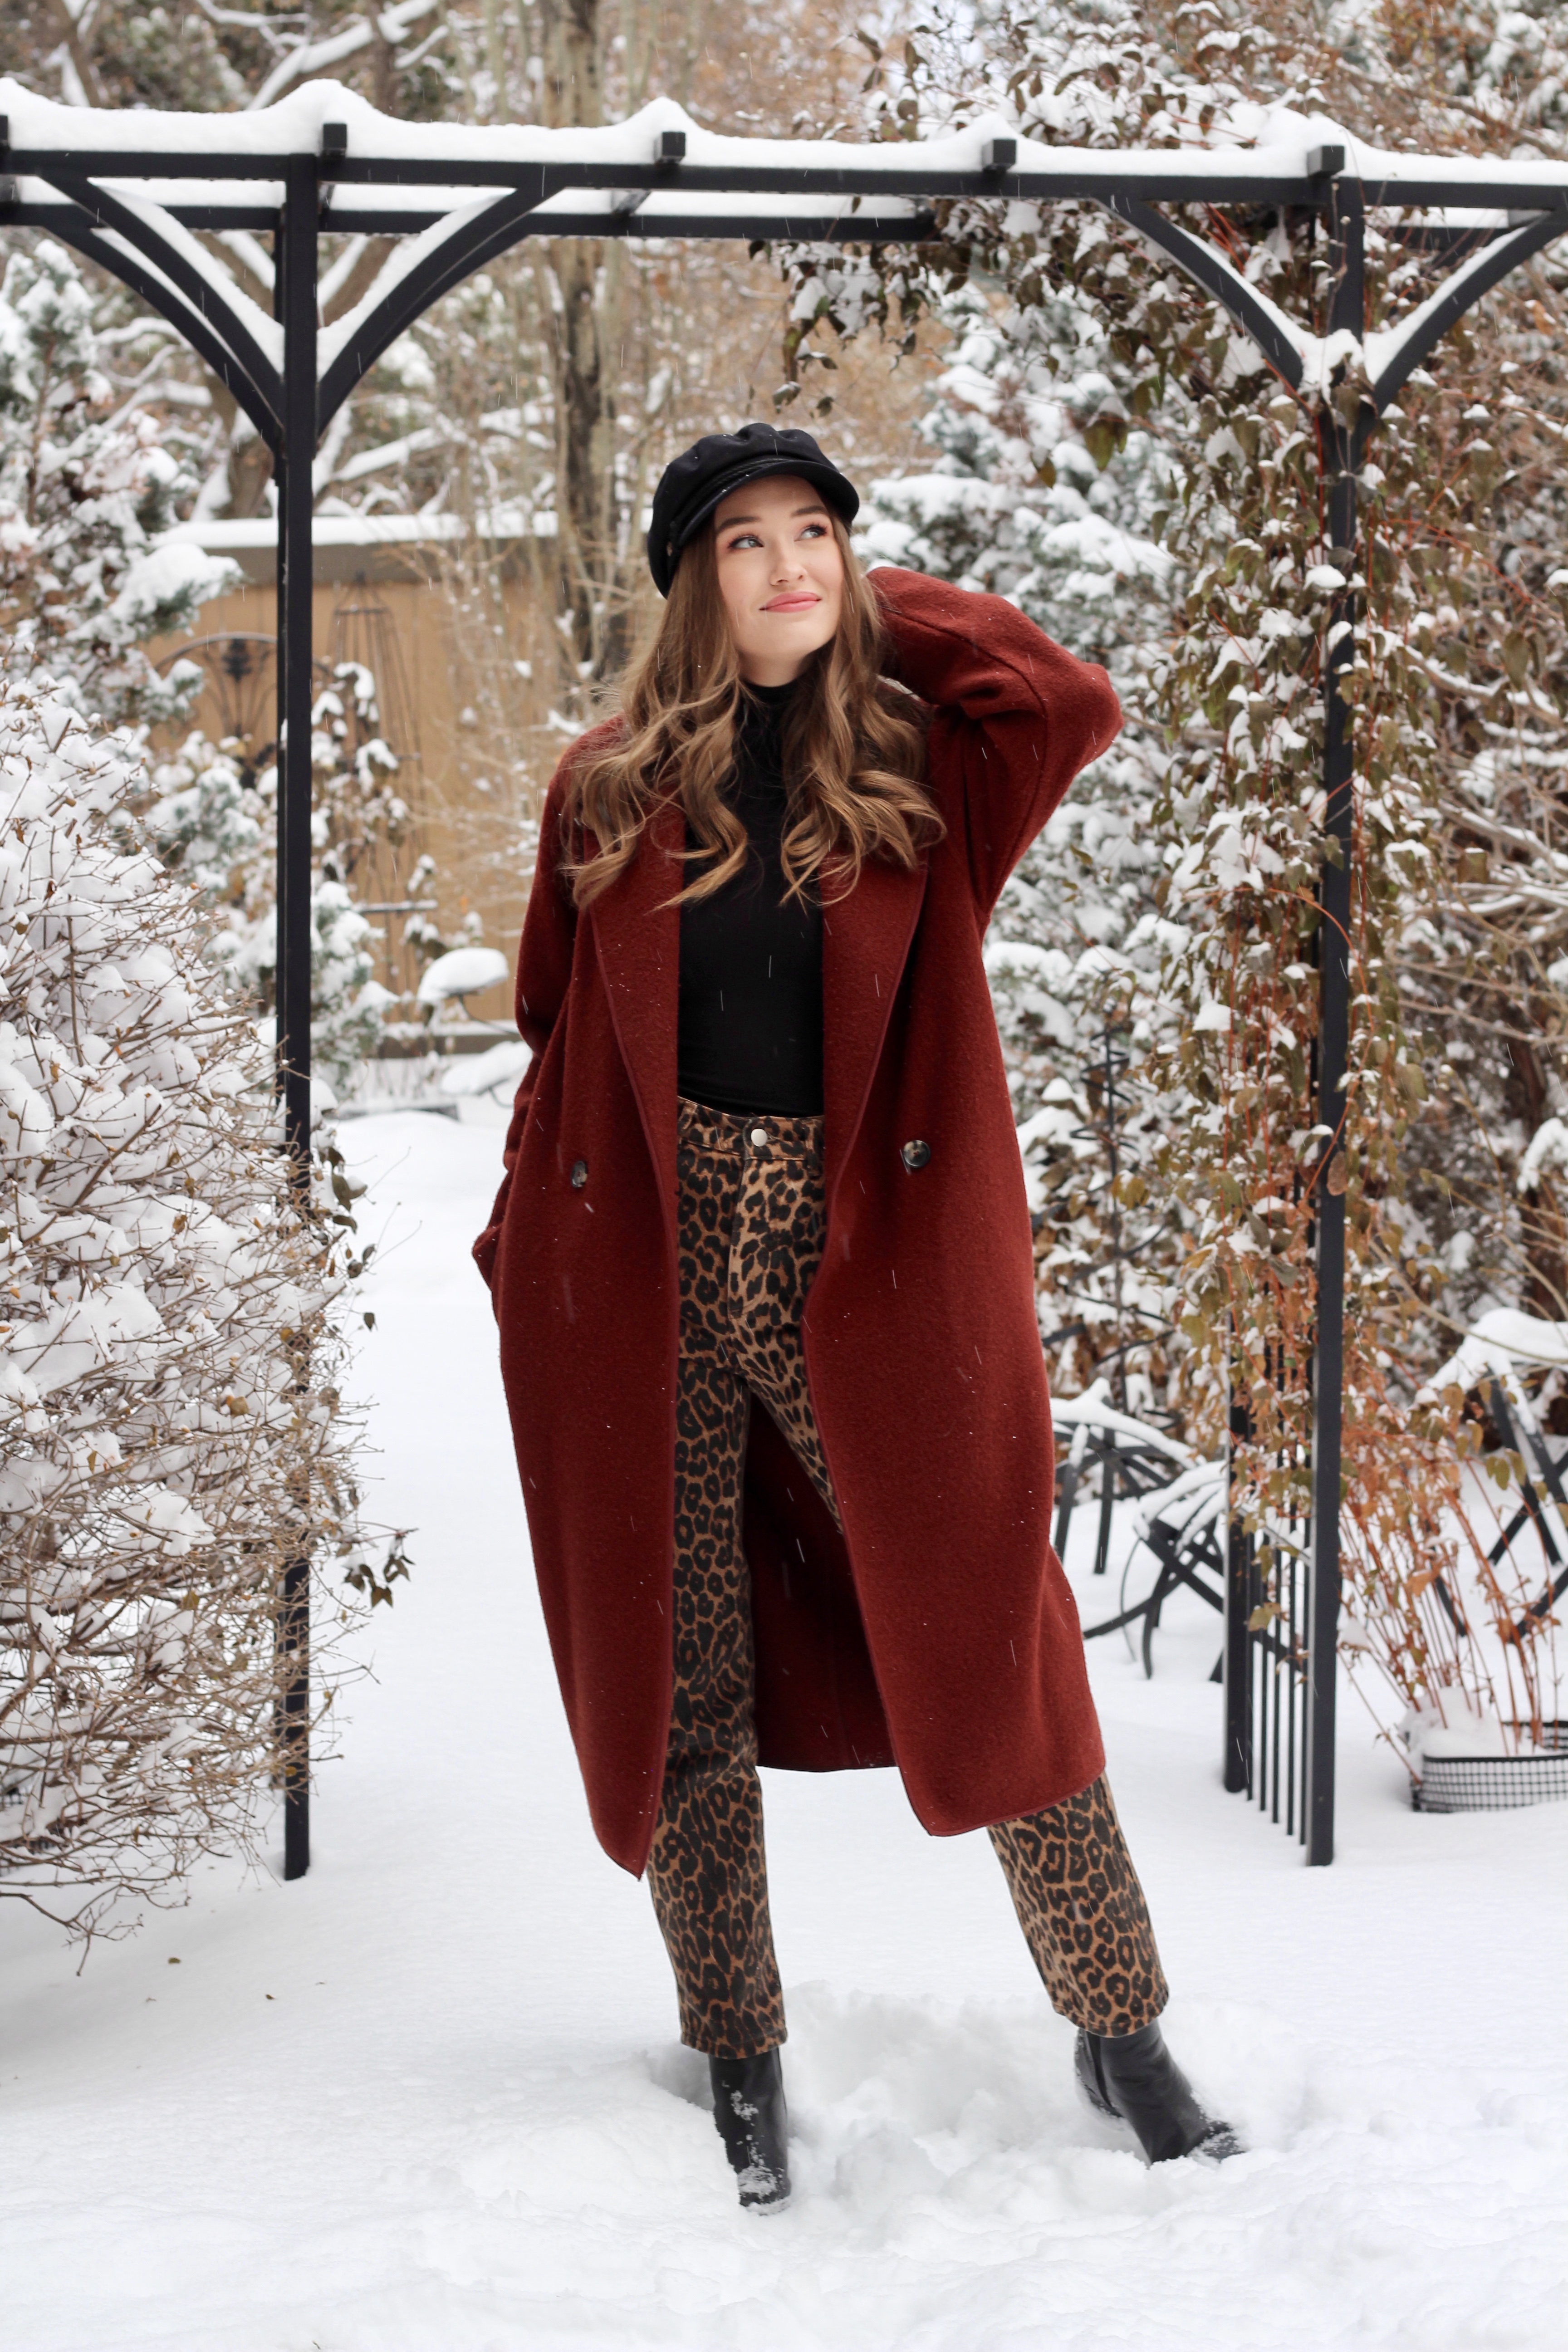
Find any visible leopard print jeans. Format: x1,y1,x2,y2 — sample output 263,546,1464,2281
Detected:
646,1094,1169,2058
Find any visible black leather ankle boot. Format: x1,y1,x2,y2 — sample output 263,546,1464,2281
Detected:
710,2050,792,2213
1075,2021,1240,2165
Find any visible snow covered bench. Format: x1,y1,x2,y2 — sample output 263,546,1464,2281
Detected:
1416,1308,1568,1644
1051,1382,1227,1676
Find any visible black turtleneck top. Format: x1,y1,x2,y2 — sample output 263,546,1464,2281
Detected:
676,681,825,1118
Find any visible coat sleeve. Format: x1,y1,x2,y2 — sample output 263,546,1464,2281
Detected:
868,565,1122,918
471,763,578,1292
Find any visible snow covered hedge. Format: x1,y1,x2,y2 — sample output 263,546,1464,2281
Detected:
0,669,367,1939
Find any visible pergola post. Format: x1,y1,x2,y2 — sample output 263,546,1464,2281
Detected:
1304,176,1365,1866
1223,1383,1254,1795
274,151,319,1883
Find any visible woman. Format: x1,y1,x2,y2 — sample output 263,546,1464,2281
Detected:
475,422,1235,2213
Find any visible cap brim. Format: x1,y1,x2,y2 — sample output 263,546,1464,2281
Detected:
670,456,859,561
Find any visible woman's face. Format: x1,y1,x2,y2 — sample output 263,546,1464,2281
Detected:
710,472,844,686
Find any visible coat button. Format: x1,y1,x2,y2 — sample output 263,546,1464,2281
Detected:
901,1138,931,1171
570,1158,588,1189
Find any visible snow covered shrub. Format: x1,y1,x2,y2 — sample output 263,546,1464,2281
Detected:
0,241,234,730
0,669,367,1939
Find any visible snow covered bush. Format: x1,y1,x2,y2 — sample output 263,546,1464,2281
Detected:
0,241,234,731
0,668,368,1940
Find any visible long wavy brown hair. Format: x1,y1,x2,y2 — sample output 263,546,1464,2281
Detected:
561,514,939,908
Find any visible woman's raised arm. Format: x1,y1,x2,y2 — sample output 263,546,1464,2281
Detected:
869,565,1121,918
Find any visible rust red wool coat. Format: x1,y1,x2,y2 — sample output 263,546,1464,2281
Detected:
475,568,1122,1875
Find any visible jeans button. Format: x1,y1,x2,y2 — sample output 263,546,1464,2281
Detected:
749,1125,769,1150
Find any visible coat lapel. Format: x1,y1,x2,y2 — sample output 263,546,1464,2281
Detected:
589,801,683,1228
592,804,927,1225
822,852,928,1213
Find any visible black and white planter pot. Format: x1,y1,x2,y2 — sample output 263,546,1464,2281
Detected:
1413,1724,1568,1812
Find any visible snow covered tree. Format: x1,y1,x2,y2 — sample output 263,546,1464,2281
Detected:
0,228,391,1091
856,276,1184,1406
0,667,369,1941
0,241,234,730
146,664,407,1093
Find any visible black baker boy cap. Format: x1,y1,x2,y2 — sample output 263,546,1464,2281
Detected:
647,421,860,597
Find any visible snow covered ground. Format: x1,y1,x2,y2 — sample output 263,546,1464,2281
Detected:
5,1106,1566,2352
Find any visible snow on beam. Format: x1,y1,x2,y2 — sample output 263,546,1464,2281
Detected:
5,80,1568,213
18,200,282,446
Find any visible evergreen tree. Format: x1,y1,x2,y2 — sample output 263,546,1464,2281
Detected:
857,275,1183,1404
145,668,407,1095
0,241,234,730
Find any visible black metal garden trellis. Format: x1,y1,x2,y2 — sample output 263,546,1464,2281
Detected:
4,81,1567,1874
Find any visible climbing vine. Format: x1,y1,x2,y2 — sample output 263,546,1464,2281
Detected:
783,0,1568,1739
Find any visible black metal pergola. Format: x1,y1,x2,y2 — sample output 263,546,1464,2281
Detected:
3,78,1563,1873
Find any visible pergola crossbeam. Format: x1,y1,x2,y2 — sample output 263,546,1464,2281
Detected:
5,189,940,242
10,146,1568,212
